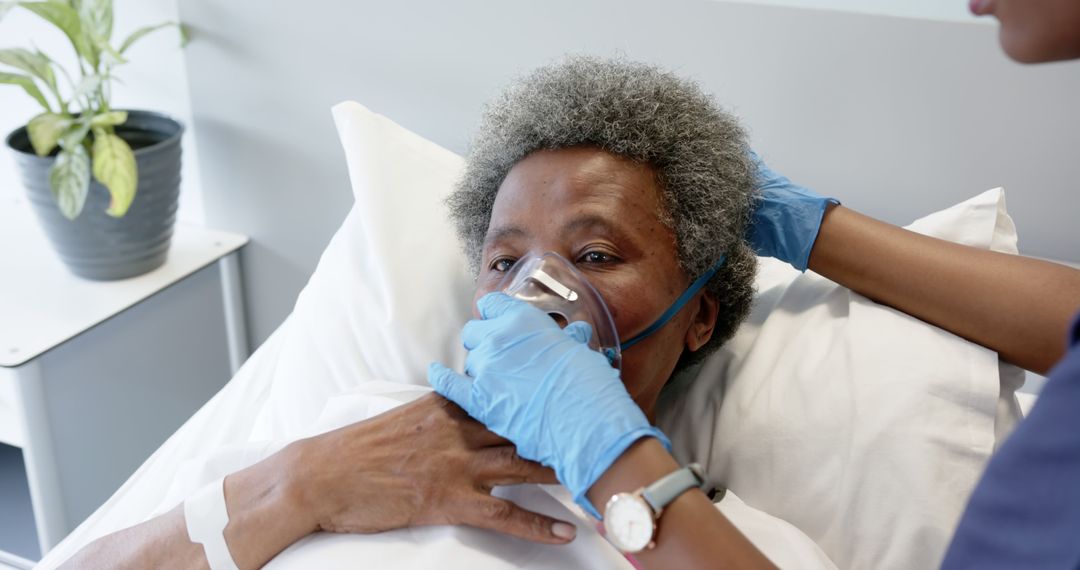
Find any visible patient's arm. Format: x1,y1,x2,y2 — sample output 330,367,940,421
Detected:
60,447,308,569
808,205,1080,374
62,394,571,569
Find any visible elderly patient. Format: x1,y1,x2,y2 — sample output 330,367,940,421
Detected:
65,57,759,567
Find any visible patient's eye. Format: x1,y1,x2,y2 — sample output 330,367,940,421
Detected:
578,250,619,265
490,257,517,273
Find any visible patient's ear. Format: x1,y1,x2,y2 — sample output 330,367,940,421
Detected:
684,291,719,352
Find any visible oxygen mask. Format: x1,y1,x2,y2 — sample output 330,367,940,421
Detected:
499,252,623,370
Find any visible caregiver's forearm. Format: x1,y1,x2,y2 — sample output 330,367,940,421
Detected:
587,438,776,570
62,443,315,569
808,205,1080,374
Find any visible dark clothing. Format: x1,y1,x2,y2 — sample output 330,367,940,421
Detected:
942,311,1080,569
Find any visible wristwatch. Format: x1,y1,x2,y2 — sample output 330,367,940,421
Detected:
603,463,706,553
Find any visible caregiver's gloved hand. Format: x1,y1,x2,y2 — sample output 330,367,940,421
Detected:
747,149,839,271
428,292,670,519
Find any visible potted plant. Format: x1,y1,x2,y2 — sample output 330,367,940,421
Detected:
2,0,187,280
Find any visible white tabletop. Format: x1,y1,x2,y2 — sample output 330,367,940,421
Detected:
0,195,248,367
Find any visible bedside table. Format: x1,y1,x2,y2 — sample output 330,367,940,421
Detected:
0,196,249,567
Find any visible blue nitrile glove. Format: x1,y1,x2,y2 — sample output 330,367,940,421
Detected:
747,149,839,272
428,292,670,519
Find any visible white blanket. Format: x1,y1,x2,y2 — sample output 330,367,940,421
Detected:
41,376,833,568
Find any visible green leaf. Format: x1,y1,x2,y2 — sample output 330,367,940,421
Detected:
118,21,183,54
91,129,136,217
27,112,71,156
58,117,91,150
20,2,98,68
0,48,58,92
49,143,91,219
90,110,125,127
0,71,51,110
74,0,111,43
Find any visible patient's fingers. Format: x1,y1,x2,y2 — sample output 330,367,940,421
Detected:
461,496,576,544
473,446,558,485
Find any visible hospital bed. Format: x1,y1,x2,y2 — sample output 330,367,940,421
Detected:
35,102,1025,569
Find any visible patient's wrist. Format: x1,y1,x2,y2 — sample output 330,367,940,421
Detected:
274,439,326,532
219,441,320,568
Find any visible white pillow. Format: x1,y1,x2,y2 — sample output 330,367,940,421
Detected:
248,101,473,440
656,188,1019,569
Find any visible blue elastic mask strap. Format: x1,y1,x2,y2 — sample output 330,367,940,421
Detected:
620,255,727,351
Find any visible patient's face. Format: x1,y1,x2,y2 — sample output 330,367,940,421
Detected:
474,146,719,417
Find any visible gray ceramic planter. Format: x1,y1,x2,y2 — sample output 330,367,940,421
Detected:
6,110,184,280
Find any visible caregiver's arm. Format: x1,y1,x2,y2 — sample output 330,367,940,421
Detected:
587,438,776,570
748,151,1080,374
808,205,1080,374
62,395,571,569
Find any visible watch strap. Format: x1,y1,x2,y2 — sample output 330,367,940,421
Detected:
641,463,705,514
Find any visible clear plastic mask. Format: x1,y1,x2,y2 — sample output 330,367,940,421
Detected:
499,252,623,370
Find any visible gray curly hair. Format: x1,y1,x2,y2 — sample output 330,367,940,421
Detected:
448,56,758,367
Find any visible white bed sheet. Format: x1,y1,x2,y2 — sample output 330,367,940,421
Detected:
40,376,835,569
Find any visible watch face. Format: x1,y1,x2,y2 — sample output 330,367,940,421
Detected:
605,494,655,553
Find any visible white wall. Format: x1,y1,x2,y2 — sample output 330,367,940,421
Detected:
7,0,1073,354
178,0,1080,350
714,0,990,23
0,0,203,223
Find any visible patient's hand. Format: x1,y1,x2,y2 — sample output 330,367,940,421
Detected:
63,394,575,570
288,392,577,544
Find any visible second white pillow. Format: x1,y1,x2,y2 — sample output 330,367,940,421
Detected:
658,189,1015,570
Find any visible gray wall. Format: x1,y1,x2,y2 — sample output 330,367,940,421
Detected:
179,0,1080,348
